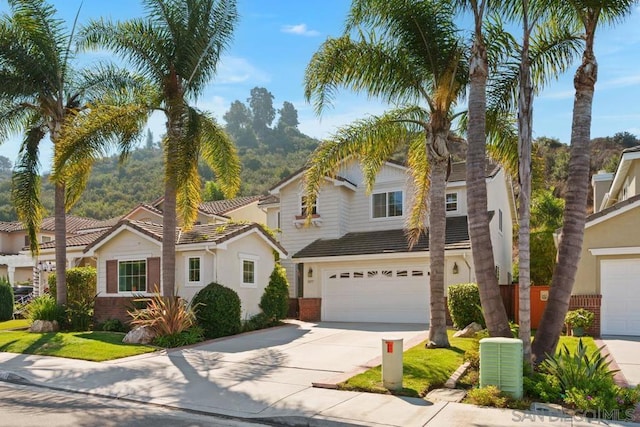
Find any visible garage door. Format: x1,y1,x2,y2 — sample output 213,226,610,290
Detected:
322,267,430,323
601,259,640,336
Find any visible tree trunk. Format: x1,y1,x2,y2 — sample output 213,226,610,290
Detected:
162,139,178,297
532,42,597,363
518,4,533,366
54,182,67,305
426,130,450,348
466,34,511,338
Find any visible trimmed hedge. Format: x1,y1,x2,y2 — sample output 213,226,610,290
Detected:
447,282,485,329
0,278,13,321
260,264,289,322
192,282,242,339
48,266,97,305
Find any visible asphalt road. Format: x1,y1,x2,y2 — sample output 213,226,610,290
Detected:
0,382,275,427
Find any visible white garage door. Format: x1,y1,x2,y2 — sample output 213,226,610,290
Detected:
601,259,640,336
322,267,430,323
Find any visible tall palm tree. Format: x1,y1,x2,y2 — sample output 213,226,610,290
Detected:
0,0,144,305
79,0,241,296
304,0,467,347
532,0,636,363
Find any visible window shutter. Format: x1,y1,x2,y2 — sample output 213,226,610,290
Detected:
147,257,161,293
106,260,118,294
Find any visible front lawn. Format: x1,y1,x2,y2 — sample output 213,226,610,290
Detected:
0,330,156,361
0,319,30,330
339,330,476,397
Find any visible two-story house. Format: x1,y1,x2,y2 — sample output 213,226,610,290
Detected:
262,159,515,323
574,146,640,336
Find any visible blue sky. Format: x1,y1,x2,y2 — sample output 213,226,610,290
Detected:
1,0,639,171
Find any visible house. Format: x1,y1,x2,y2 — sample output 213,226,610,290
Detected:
262,159,516,323
2,196,283,323
573,146,640,336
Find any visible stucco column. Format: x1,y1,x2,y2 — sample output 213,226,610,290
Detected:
7,266,15,286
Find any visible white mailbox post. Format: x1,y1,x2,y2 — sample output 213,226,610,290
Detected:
381,338,403,390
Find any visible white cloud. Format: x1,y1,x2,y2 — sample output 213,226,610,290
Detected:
281,23,320,37
215,56,271,85
599,74,640,89
540,89,575,100
297,101,389,139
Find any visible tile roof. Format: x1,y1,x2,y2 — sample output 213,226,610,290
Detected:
198,196,261,216
293,216,470,259
0,221,23,232
1,215,103,234
39,230,108,250
587,193,640,223
257,194,280,206
77,216,123,232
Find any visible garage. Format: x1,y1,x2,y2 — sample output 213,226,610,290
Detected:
601,259,640,336
322,267,430,323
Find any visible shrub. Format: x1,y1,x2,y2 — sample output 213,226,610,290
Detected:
565,308,594,330
447,283,484,329
48,267,97,306
66,298,96,331
27,295,66,323
523,371,563,402
466,385,509,408
128,286,197,337
153,326,204,348
242,312,274,332
259,264,289,322
0,279,14,321
100,318,128,333
192,282,241,339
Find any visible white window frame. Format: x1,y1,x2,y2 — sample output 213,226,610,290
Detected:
445,192,459,214
41,236,52,243
498,208,503,233
299,194,318,217
239,253,260,288
371,190,404,219
118,259,147,293
185,255,203,287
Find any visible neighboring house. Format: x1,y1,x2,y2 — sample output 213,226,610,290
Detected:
574,146,640,336
83,219,285,322
150,195,265,225
263,159,515,323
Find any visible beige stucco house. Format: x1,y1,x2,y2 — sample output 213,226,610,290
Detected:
573,146,640,336
261,159,516,323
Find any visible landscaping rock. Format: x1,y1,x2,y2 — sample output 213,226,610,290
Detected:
29,320,59,333
123,325,156,344
453,322,483,338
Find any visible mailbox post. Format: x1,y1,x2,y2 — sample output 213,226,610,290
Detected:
381,338,403,390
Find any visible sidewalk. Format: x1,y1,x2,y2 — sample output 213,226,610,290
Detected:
0,351,635,427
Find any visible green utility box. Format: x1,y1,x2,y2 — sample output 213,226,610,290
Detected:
479,337,523,399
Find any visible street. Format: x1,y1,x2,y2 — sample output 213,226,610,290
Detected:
0,382,275,427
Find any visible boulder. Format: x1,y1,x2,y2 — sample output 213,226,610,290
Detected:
453,322,484,338
30,320,59,333
123,325,156,344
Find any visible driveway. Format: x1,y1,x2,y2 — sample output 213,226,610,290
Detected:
601,336,640,387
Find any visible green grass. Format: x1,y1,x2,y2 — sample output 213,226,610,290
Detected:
556,335,599,355
340,330,477,397
0,330,156,361
0,319,30,330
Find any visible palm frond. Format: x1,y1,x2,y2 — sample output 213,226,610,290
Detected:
405,134,430,245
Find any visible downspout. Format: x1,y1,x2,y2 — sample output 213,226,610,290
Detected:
205,246,217,283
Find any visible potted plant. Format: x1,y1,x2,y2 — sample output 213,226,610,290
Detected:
565,308,594,337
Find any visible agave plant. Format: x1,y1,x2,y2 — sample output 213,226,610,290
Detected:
128,285,197,337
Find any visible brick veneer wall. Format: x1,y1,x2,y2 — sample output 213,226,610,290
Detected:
569,294,602,337
94,297,136,324
298,298,321,322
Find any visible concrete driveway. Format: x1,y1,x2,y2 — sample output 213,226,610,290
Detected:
601,336,640,387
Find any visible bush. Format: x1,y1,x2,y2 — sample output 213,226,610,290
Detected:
48,267,97,306
153,326,204,348
100,318,128,333
523,371,563,402
466,385,509,408
128,286,197,337
66,298,96,331
0,278,14,321
259,264,289,321
565,308,594,330
192,282,241,339
27,295,66,323
447,283,484,329
242,312,275,332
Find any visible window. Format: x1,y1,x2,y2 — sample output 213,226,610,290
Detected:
499,209,503,232
446,193,458,212
301,196,317,216
119,260,146,292
372,191,403,218
242,260,255,285
187,256,201,284
41,236,52,243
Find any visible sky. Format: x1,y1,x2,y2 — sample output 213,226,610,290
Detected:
1,0,639,172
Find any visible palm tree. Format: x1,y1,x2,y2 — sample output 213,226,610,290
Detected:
78,0,241,297
304,0,468,348
532,0,636,363
0,0,144,305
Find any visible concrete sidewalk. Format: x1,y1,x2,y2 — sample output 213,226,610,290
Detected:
0,322,637,426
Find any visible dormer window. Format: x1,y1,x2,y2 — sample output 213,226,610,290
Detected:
372,191,403,218
446,192,458,212
301,196,317,216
